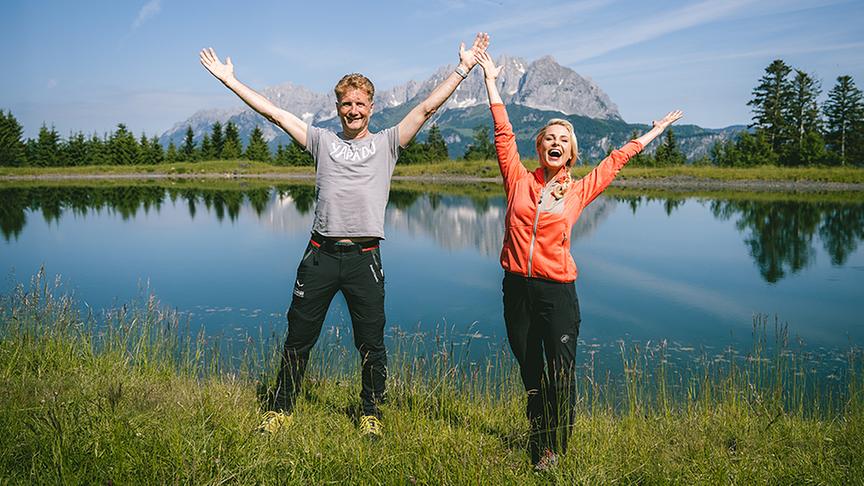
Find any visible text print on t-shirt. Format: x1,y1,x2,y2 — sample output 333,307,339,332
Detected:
329,140,377,163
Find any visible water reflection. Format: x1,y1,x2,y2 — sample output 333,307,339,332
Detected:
712,200,821,283
2,185,864,285
383,195,617,257
613,194,864,283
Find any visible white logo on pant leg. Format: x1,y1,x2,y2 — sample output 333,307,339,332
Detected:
560,334,570,344
293,280,305,298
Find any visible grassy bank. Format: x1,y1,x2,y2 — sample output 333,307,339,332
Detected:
1,274,862,484
3,176,864,205
2,159,864,184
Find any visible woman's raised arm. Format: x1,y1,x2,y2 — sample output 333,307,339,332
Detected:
634,110,684,147
476,51,504,106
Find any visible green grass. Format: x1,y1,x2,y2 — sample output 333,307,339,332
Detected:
0,160,313,177
4,176,863,205
1,272,862,484
614,165,864,183
3,159,864,184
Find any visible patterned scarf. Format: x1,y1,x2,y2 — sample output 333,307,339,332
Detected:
550,168,572,200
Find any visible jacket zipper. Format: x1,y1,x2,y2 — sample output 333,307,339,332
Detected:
527,182,553,278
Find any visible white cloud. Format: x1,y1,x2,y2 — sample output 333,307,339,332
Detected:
581,41,864,79
471,0,611,35
555,0,757,65
132,0,161,30
426,0,612,46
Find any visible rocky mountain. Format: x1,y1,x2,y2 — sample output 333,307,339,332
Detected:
162,55,739,161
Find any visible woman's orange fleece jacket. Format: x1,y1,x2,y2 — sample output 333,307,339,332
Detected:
491,103,643,283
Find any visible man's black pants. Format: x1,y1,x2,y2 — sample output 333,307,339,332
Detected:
503,271,581,464
273,235,387,417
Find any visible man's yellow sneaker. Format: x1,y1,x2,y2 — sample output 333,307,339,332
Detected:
257,410,292,434
359,414,383,438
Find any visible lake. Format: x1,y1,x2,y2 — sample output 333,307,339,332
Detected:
2,182,862,378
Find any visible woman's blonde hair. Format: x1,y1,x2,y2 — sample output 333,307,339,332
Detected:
535,118,579,167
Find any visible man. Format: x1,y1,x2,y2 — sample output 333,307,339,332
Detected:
199,33,489,436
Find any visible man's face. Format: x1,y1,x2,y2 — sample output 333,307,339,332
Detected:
337,88,373,137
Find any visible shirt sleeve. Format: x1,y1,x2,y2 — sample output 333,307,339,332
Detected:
490,103,527,192
305,125,321,161
573,140,644,208
384,126,400,173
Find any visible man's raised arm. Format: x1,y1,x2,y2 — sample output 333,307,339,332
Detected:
396,33,490,148
199,47,308,147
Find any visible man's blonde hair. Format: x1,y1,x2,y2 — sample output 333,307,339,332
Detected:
535,118,579,167
334,73,375,102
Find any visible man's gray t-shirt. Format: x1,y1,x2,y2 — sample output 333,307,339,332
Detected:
306,125,400,239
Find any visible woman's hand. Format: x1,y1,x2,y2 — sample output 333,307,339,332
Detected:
199,47,235,84
459,32,490,70
652,110,684,130
476,50,503,80
634,110,684,147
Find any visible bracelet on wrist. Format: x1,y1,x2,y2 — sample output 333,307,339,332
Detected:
454,65,469,79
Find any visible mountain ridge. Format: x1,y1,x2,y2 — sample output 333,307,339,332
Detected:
163,55,740,161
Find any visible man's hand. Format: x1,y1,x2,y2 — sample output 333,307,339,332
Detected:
200,47,235,84
459,32,490,70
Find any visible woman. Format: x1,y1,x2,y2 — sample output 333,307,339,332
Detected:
475,50,682,469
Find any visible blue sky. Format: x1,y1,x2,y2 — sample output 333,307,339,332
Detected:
3,0,863,138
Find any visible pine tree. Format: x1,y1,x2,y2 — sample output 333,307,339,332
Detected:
245,126,270,162
200,133,214,161
785,70,822,165
165,141,179,163
273,144,289,166
653,129,686,166
425,124,448,161
136,133,152,165
796,130,827,166
0,110,26,166
463,125,496,160
710,138,735,166
181,126,197,162
109,124,139,165
748,59,794,153
149,136,164,164
86,134,109,165
711,131,779,167
735,131,778,166
62,132,88,166
285,139,313,166
398,138,427,164
222,122,242,160
210,121,224,159
823,75,864,165
24,138,37,166
35,124,61,167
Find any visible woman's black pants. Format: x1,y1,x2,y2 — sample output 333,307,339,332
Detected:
503,271,581,464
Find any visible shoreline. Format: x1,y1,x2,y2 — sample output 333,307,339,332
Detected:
3,277,862,484
3,172,864,192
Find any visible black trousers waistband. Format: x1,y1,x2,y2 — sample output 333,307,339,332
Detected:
310,232,380,253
